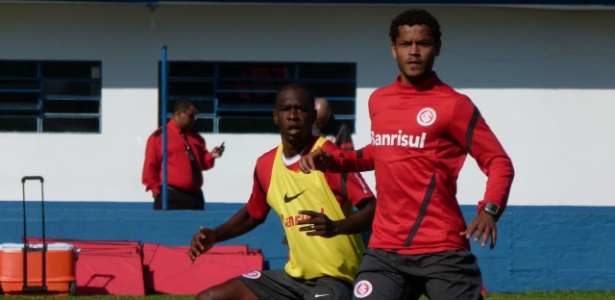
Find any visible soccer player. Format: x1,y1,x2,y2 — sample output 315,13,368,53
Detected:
300,9,514,300
188,83,376,300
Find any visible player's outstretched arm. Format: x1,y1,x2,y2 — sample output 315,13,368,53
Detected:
299,146,335,174
188,207,261,262
460,211,497,249
297,196,376,237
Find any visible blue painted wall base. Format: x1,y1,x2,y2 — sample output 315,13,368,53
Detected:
0,202,613,292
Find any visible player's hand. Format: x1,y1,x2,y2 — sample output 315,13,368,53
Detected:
460,211,497,249
297,210,340,238
188,226,216,262
299,147,334,174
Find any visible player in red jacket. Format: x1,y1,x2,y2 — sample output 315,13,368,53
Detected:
300,9,514,300
189,83,376,300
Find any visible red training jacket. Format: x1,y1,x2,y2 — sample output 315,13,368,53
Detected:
331,73,514,255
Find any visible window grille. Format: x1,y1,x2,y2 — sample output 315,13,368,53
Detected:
160,61,356,133
0,60,102,133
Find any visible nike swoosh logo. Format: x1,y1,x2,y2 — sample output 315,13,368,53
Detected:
284,190,307,203
315,294,330,298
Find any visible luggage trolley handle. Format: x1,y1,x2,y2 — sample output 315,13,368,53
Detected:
21,176,48,293
22,176,44,183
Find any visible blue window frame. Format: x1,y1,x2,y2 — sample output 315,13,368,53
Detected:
0,60,102,133
159,61,356,133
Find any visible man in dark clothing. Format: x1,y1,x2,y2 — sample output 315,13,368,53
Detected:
313,98,354,151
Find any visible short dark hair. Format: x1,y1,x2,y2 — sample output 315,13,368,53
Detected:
172,97,196,114
389,9,441,44
277,83,315,109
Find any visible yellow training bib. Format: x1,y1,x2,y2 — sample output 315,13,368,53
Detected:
267,137,365,283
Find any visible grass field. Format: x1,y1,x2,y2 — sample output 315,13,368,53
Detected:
4,291,615,299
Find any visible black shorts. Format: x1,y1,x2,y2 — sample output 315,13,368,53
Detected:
352,249,483,300
238,269,353,300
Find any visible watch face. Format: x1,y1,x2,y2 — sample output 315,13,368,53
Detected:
485,203,499,214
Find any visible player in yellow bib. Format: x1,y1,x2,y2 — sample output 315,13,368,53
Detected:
188,83,376,300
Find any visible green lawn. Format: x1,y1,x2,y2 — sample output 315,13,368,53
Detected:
4,291,615,299
482,291,615,300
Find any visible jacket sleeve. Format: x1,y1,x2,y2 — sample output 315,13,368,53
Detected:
245,159,271,222
324,142,376,173
450,96,514,217
142,133,162,194
202,150,215,171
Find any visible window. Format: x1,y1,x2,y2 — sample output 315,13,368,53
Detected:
0,60,102,133
160,62,356,133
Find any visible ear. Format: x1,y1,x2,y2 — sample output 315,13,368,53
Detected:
273,110,279,125
435,40,441,56
391,42,397,59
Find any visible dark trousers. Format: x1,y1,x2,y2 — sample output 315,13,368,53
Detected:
154,186,205,210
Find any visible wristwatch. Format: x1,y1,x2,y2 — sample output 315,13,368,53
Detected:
483,202,500,216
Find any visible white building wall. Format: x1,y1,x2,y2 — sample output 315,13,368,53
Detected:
1,3,614,206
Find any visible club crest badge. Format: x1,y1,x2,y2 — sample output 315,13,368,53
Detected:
242,271,261,279
353,280,373,298
417,108,436,126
